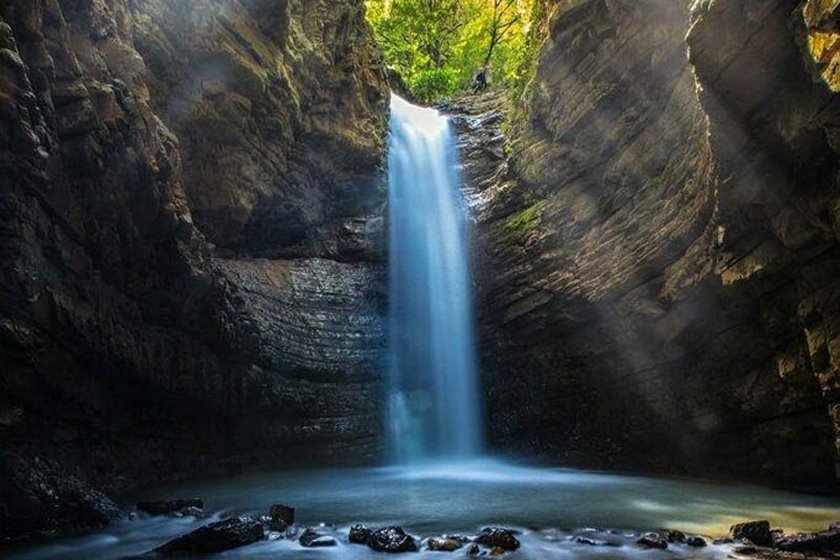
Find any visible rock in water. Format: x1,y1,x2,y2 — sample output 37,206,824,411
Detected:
269,503,295,527
367,526,418,552
687,536,708,547
0,452,122,542
637,533,668,549
349,524,372,544
179,506,205,518
475,528,520,551
665,529,686,543
136,499,204,516
299,528,337,547
775,529,840,553
153,516,264,555
730,520,772,546
427,536,463,551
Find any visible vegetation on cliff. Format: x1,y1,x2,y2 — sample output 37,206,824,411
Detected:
365,0,537,101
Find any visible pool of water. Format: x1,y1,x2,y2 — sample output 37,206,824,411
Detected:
6,458,840,559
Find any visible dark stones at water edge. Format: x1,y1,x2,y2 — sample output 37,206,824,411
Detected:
730,520,772,546
349,523,372,544
775,529,840,553
136,498,204,517
299,527,337,547
152,516,263,555
347,524,419,552
726,519,840,555
0,452,123,543
687,536,708,547
269,503,295,527
349,525,517,553
635,530,706,549
475,527,520,551
665,529,686,543
426,536,465,551
636,532,668,549
368,526,419,552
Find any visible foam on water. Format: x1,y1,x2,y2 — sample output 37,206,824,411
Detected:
7,460,840,559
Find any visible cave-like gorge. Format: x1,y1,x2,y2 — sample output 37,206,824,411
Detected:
2,0,840,558
1,0,389,487
470,0,840,487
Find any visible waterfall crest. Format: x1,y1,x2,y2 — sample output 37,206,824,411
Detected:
387,94,483,462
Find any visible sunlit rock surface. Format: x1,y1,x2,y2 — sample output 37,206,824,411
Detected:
0,0,388,532
462,0,840,486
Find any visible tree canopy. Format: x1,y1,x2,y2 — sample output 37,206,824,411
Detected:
365,0,536,102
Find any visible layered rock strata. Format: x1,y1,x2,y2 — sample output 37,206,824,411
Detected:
464,0,840,486
0,0,388,540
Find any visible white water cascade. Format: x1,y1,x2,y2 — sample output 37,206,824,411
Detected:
387,94,483,463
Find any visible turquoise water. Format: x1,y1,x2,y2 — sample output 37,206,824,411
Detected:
6,459,840,559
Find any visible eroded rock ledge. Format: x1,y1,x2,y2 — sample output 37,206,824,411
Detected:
464,0,840,487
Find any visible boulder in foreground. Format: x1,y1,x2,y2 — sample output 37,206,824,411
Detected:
0,452,121,542
730,520,772,546
153,516,263,555
637,532,668,549
475,527,520,551
137,499,204,516
687,536,707,547
775,529,840,553
368,526,418,552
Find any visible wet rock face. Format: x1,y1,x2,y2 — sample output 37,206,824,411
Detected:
685,0,840,483
0,452,122,543
132,0,389,253
465,0,840,486
0,0,387,536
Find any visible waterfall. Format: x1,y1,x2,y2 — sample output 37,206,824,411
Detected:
387,94,483,463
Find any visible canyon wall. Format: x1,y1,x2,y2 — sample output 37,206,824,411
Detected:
468,0,840,487
0,0,388,538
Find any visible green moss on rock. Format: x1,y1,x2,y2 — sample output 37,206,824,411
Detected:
503,202,542,238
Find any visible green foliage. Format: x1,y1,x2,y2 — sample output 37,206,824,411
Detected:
504,0,548,136
366,0,536,102
503,202,542,238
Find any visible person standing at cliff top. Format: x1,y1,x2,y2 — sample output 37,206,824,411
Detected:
473,66,490,93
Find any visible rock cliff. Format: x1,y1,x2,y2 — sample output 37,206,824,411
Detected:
465,0,840,487
0,0,388,539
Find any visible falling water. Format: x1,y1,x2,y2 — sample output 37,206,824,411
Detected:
387,94,482,462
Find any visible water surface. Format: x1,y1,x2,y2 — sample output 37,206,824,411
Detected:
7,459,839,559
